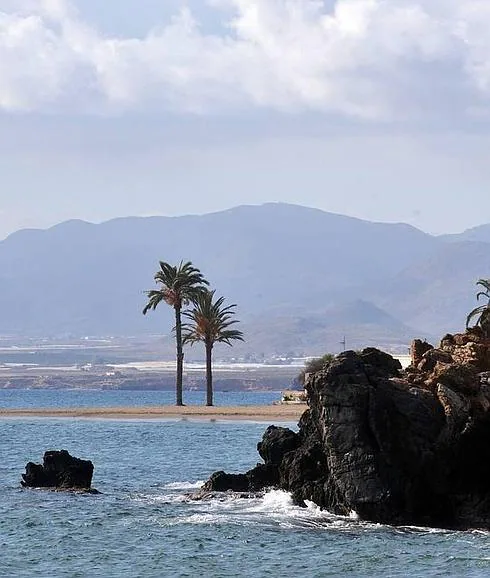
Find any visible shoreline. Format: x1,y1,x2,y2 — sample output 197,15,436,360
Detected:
0,404,307,421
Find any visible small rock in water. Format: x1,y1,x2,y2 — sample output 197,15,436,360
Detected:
21,450,98,492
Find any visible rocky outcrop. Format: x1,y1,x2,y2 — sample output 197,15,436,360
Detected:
194,429,295,499
200,336,490,529
21,450,96,492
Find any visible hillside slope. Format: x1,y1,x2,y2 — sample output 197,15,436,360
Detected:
0,203,440,341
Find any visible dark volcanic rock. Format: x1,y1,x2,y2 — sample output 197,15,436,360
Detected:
200,334,490,530
257,425,301,465
201,471,250,492
195,463,279,499
299,350,453,525
359,347,402,376
203,463,279,493
21,450,95,491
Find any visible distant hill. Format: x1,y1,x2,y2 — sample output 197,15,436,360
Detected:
0,202,487,354
228,299,423,358
440,224,490,244
371,241,490,335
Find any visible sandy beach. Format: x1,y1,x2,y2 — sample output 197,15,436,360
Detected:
0,404,307,421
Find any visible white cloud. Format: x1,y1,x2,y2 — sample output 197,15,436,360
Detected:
0,0,489,119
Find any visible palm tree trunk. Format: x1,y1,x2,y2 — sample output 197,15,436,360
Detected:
205,341,213,407
175,305,184,406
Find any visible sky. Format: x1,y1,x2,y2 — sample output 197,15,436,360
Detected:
2,0,490,238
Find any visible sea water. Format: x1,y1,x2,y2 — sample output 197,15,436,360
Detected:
0,389,281,410
1,393,490,577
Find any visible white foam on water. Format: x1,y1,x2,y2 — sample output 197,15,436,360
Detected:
246,490,359,527
170,489,360,531
162,480,204,490
471,529,490,536
247,489,294,512
174,513,223,526
148,486,463,536
394,524,456,535
131,493,190,505
130,480,204,504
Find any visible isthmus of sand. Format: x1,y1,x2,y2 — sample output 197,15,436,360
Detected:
0,404,306,421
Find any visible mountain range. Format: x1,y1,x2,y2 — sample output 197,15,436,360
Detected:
0,203,487,357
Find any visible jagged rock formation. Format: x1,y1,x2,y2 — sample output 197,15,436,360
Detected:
200,332,490,529
21,450,96,492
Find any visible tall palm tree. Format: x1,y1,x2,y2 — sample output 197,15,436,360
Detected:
183,290,244,406
466,278,490,336
143,261,208,406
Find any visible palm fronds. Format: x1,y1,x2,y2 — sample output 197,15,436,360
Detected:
466,278,490,330
143,260,209,313
182,290,244,347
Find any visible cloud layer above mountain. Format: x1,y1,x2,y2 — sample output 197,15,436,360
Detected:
1,0,490,120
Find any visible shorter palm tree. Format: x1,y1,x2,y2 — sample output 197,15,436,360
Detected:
183,290,244,406
466,278,490,336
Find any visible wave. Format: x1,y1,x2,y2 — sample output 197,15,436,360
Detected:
130,493,190,505
162,480,204,491
129,480,204,505
164,489,367,531
132,485,485,537
156,488,470,536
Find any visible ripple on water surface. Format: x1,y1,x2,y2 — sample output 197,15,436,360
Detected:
1,417,490,577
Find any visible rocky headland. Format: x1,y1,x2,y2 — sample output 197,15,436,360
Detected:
199,328,490,529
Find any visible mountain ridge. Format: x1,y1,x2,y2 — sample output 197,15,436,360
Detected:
0,202,487,354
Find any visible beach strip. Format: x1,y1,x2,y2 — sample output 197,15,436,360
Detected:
0,404,307,421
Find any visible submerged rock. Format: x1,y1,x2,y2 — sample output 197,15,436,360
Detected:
21,450,97,492
200,330,490,530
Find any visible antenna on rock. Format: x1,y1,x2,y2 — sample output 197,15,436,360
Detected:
340,336,346,352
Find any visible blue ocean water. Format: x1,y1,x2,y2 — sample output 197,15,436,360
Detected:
1,394,490,577
0,389,281,410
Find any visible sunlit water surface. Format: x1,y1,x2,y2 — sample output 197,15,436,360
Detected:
1,392,489,577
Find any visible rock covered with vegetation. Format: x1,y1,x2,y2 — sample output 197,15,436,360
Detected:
21,450,96,492
200,329,490,529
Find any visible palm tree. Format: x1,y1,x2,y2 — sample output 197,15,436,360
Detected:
183,290,244,406
466,278,490,336
143,261,208,406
